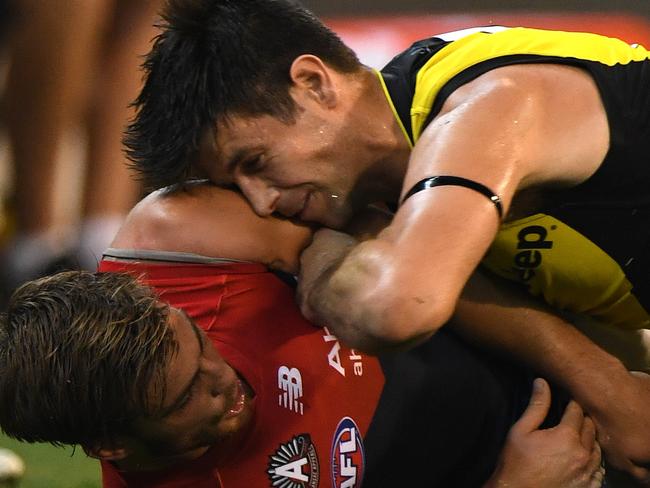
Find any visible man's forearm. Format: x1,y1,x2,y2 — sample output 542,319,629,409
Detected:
299,228,440,352
451,269,629,413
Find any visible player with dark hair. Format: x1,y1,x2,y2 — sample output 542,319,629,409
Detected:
125,1,650,481
0,183,605,487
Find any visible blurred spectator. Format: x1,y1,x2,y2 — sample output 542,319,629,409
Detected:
1,0,161,297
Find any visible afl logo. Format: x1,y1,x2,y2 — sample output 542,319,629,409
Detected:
330,417,365,488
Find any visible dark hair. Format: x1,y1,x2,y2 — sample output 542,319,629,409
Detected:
0,271,177,447
124,0,361,190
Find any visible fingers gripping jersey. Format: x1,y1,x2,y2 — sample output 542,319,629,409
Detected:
380,26,650,329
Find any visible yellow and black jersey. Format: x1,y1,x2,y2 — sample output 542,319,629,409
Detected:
380,26,650,329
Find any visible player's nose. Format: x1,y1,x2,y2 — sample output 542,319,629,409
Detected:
237,175,280,217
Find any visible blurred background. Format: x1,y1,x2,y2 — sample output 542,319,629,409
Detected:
305,0,650,16
0,0,649,486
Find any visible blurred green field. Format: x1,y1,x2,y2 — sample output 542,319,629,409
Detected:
0,434,100,488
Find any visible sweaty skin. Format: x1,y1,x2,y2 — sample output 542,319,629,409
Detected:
296,63,608,350
195,59,607,348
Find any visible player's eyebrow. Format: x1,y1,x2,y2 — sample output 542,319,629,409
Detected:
181,309,205,354
159,312,205,417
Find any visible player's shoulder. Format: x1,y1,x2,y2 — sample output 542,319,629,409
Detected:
110,181,312,271
110,180,243,250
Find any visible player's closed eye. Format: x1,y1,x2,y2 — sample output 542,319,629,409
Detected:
176,385,196,412
241,156,265,174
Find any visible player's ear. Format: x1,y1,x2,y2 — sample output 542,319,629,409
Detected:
83,440,129,461
289,54,337,108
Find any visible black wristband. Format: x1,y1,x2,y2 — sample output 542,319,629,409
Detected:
401,175,503,219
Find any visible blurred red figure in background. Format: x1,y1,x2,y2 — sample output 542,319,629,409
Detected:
1,0,162,296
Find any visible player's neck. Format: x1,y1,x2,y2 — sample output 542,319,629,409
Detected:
355,67,411,204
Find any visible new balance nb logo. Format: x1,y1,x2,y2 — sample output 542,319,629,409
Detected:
278,365,304,415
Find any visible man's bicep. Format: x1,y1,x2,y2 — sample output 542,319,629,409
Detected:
402,63,609,206
384,68,552,306
377,64,610,314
